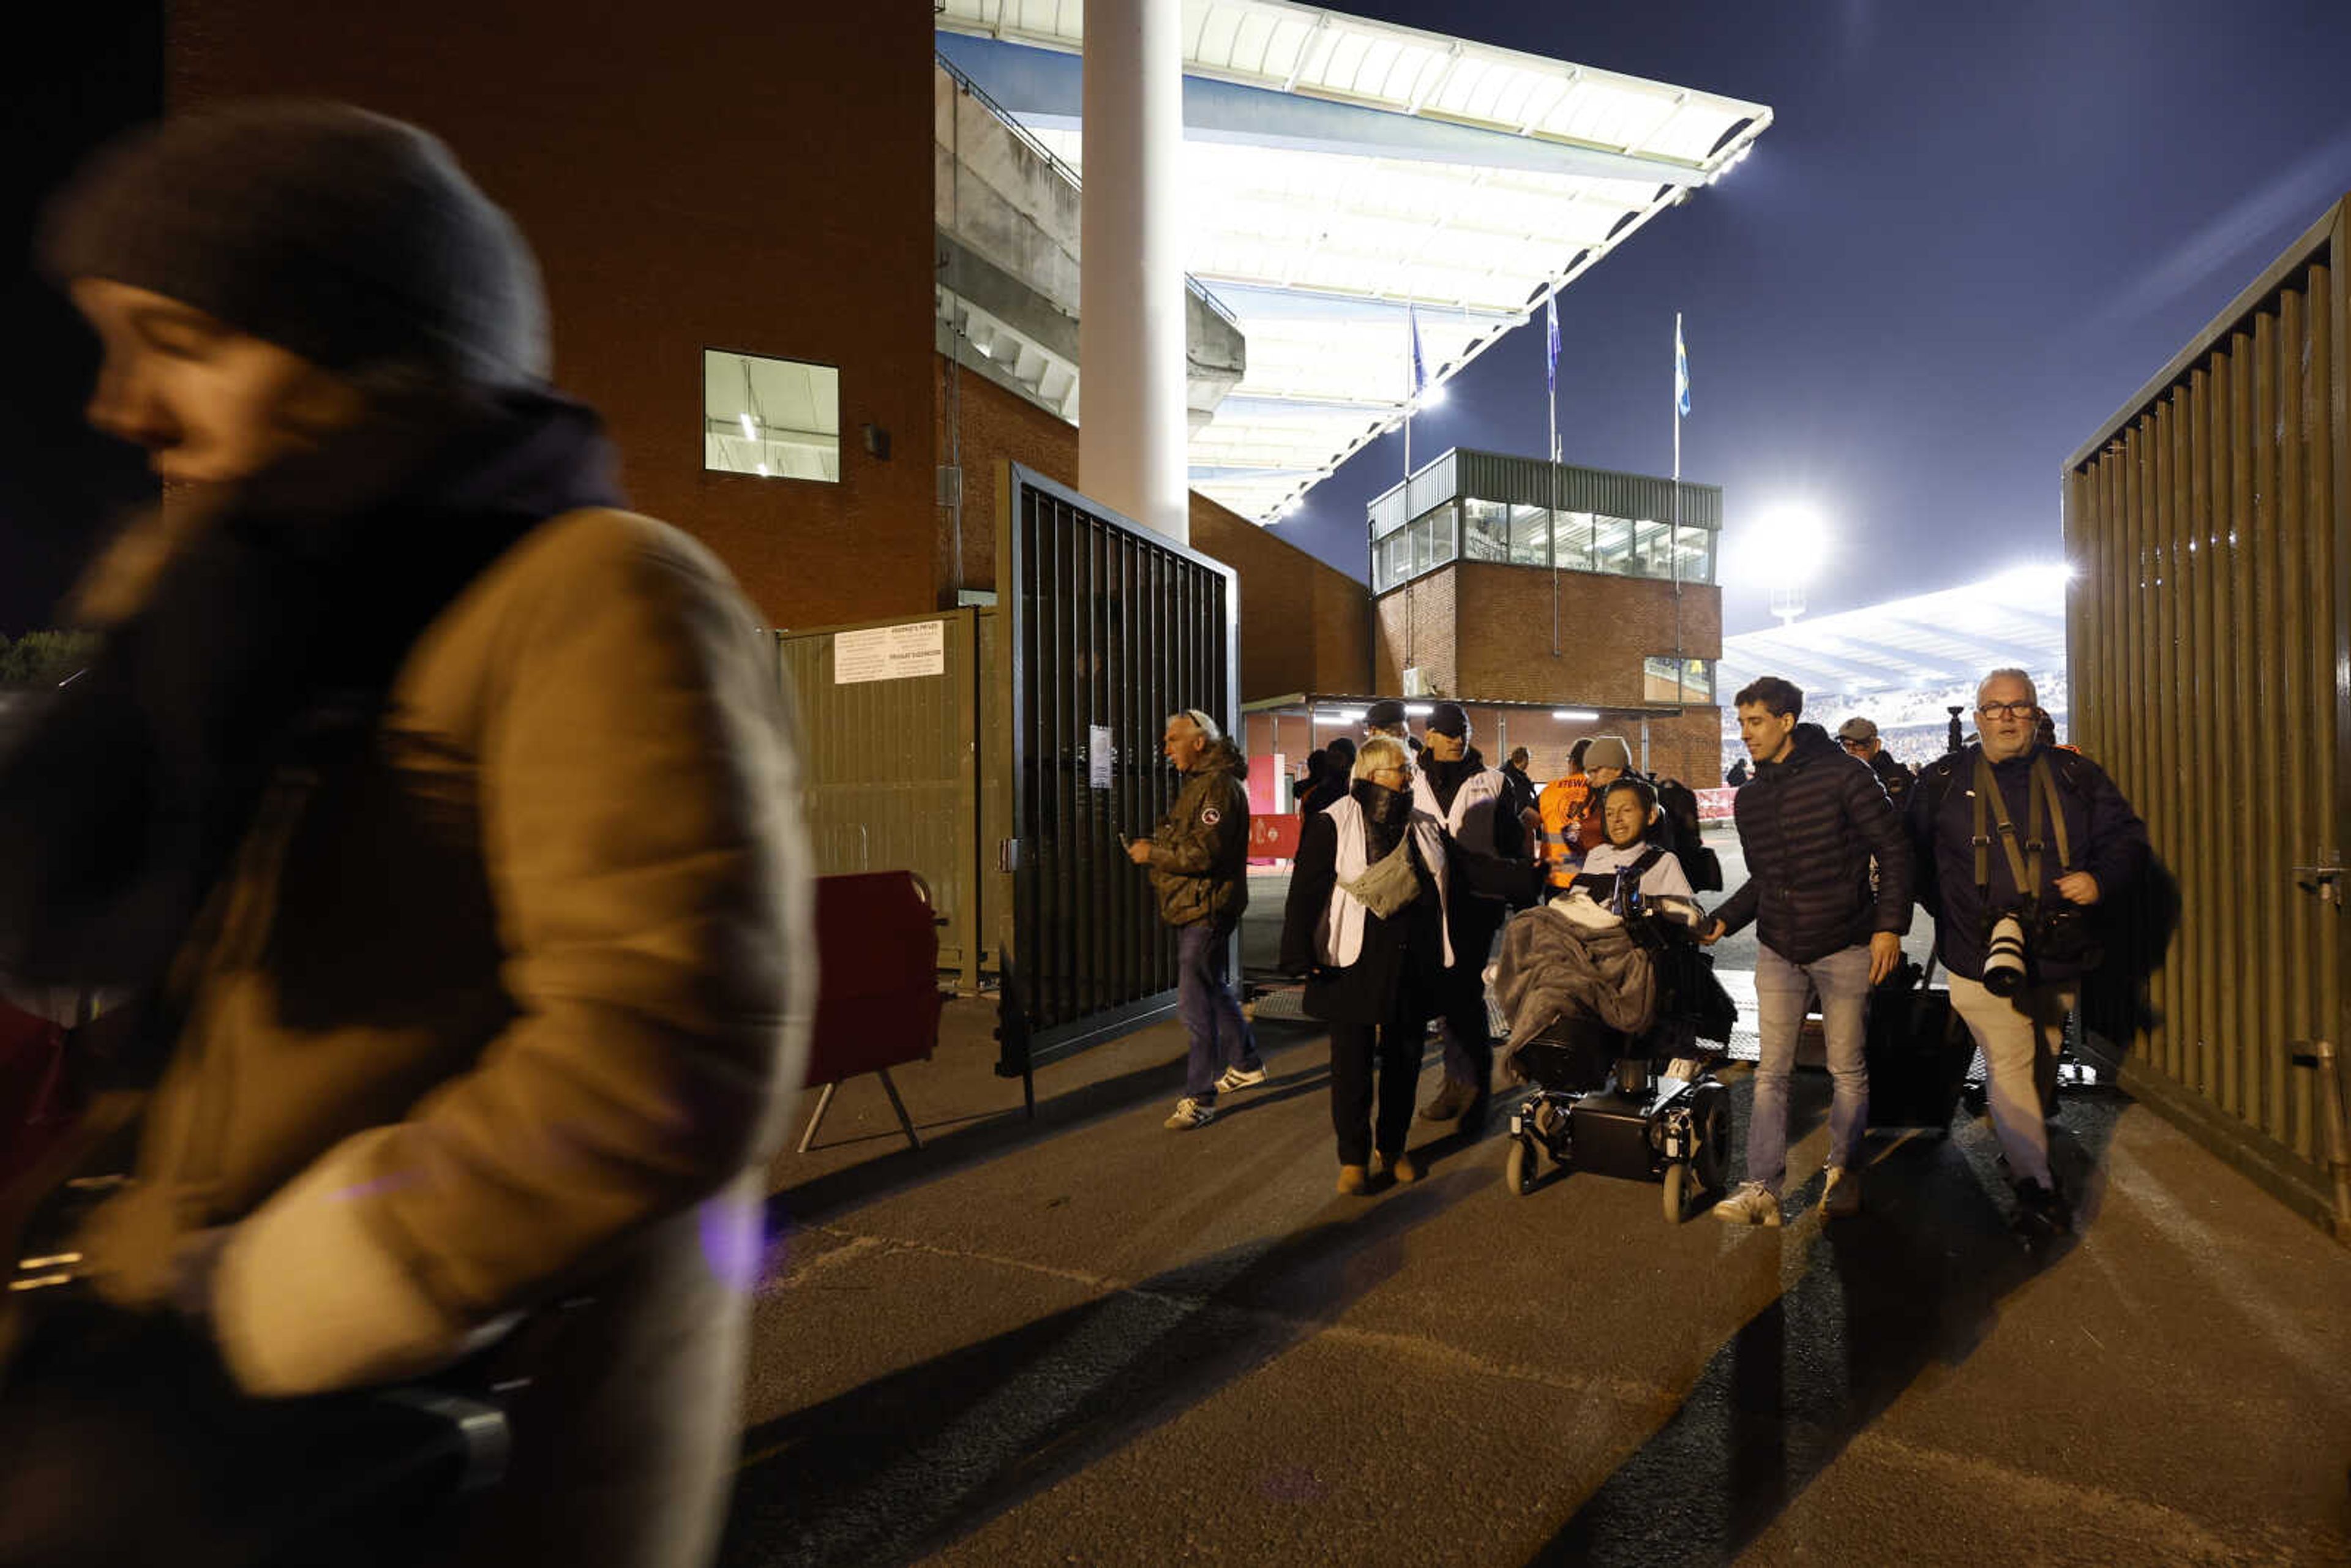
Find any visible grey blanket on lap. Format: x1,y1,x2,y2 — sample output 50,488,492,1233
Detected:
1492,907,1657,1079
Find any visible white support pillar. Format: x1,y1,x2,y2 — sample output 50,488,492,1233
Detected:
1080,0,1189,543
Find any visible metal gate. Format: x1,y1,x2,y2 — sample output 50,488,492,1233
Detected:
994,464,1239,1097
2063,196,2351,1237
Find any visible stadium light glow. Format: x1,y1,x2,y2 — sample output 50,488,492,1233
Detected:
1985,561,2075,601
1420,382,1447,409
1745,503,1831,624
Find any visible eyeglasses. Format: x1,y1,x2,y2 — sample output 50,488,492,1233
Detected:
1976,702,2037,720
1837,738,1869,751
1370,765,1413,780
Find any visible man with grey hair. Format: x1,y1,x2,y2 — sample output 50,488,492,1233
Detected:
1907,668,2145,1238
1128,708,1261,1129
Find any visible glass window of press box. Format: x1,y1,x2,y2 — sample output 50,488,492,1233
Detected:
1370,452,1720,594
704,348,840,482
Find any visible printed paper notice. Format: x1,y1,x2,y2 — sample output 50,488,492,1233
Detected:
834,620,946,684
1088,726,1114,789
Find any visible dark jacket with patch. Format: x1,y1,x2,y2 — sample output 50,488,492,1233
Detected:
1714,723,1913,964
1905,743,2146,983
1147,738,1251,927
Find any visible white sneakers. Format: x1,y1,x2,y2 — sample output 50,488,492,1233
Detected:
1712,1182,1783,1227
1164,1097,1216,1131
1213,1063,1268,1093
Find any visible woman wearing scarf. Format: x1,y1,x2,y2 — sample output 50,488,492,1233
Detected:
0,103,810,1567
1278,736,1453,1194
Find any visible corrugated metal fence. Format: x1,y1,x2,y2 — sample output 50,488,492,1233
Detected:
2064,197,2351,1236
776,608,1005,992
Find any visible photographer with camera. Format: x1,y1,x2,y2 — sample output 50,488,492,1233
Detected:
1907,669,2145,1237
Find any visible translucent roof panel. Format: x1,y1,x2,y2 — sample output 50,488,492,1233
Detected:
936,0,1771,523
1718,568,2072,702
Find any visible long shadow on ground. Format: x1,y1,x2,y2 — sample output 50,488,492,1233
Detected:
1524,1094,2121,1566
721,1144,1494,1568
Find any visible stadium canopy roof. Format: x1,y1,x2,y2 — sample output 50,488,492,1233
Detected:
1717,567,2071,701
934,0,1771,525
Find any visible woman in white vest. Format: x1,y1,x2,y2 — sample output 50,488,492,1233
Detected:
1278,736,1454,1195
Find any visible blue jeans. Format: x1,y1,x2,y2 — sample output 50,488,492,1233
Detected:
1178,918,1258,1101
1746,942,1872,1194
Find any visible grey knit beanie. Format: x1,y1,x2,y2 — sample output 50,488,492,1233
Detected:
39,101,549,388
1583,735,1633,773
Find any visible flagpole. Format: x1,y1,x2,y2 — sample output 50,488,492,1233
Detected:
1542,303,1561,658
1672,312,1685,725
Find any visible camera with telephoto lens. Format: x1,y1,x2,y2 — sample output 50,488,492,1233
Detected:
1982,911,2031,996
1981,902,2103,997
2032,901,2101,970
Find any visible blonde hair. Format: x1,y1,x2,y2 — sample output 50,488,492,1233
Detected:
1352,735,1409,782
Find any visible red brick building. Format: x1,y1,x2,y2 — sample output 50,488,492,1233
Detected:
162,7,1713,763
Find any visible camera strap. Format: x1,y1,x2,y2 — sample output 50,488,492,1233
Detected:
1972,752,2074,898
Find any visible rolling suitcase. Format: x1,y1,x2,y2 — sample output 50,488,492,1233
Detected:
1864,955,1971,1134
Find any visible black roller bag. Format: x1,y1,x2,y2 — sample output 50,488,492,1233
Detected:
1865,956,1972,1133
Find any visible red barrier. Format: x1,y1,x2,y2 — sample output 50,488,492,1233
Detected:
1249,813,1302,861
800,871,940,1153
1696,787,1738,823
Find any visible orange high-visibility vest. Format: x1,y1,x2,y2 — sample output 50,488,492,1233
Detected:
1537,774,1591,888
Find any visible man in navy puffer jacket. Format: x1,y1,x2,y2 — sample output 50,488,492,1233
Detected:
1703,676,1911,1225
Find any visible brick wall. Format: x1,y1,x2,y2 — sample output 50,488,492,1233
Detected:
1371,572,1458,697
1374,561,1723,784
940,365,1371,702
171,0,939,631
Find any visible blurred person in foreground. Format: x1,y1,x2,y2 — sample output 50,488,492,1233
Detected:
0,102,811,1566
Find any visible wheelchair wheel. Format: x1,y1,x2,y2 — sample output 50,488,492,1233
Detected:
1505,1136,1538,1196
1663,1161,1692,1225
1690,1082,1731,1197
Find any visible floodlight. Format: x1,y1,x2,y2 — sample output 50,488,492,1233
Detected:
1420,382,1447,409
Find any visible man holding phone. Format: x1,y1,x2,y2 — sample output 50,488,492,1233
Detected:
1127,708,1261,1129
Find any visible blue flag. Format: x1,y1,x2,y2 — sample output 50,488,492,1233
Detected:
1674,317,1691,419
1409,301,1427,398
1545,294,1560,395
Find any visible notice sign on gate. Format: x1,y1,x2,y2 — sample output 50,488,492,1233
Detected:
1088,726,1114,789
834,620,945,684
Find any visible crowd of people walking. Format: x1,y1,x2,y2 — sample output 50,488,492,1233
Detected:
1140,666,2147,1239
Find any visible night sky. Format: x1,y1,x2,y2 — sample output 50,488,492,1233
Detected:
1268,0,2351,633
6,2,2350,637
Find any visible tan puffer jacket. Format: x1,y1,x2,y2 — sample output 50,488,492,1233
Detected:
74,506,812,1568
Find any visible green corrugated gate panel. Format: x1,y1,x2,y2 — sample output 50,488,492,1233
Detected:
776,609,992,992
2064,196,2351,1239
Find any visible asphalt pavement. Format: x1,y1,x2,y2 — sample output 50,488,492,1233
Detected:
722,829,2351,1566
